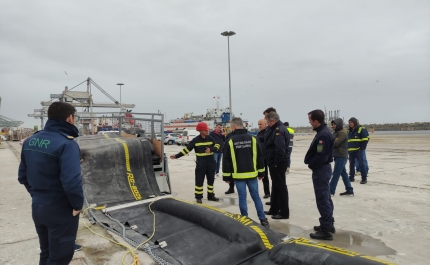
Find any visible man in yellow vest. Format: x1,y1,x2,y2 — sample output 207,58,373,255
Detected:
223,117,269,227
284,122,295,174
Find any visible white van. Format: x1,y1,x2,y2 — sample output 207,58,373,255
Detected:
180,129,198,146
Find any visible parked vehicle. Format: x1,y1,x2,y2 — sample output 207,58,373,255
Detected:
176,133,183,146
180,129,198,146
164,133,180,145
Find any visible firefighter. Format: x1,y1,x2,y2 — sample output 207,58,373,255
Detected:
170,122,221,203
347,117,369,184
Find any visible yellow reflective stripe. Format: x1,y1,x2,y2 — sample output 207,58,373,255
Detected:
287,128,295,134
115,138,142,201
358,127,362,133
207,185,214,189
250,225,273,249
214,143,220,149
348,147,360,151
195,186,203,190
258,168,265,173
222,172,231,177
348,139,367,142
181,147,190,155
195,142,213,146
228,139,237,174
195,191,204,194
252,137,257,173
232,172,258,178
196,152,213,156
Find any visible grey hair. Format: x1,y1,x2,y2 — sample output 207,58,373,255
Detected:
231,117,243,128
266,111,280,121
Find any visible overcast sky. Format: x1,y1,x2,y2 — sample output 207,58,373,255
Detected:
1,0,429,128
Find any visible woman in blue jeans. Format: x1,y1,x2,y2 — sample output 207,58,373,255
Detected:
329,119,354,196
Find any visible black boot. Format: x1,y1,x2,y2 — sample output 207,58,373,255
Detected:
310,231,333,240
260,218,270,228
314,225,335,233
225,189,234,194
208,196,219,201
196,199,202,204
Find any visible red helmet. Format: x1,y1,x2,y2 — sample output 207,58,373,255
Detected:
196,122,209,131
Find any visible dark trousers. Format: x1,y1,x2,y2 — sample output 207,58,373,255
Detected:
195,158,216,199
312,164,334,230
32,203,79,265
268,161,289,217
228,179,235,191
261,159,270,196
349,151,367,180
287,147,293,168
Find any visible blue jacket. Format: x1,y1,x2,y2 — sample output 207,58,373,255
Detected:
304,123,334,170
347,125,369,152
18,119,84,211
264,121,290,166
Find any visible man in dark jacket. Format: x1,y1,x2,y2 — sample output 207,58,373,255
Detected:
223,118,269,227
329,118,354,196
257,118,270,198
263,111,290,220
305,109,335,240
347,117,369,184
18,102,84,264
209,123,225,178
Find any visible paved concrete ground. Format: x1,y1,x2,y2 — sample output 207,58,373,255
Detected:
1,133,429,265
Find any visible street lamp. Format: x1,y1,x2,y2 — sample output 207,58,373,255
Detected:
221,31,235,121
117,83,124,133
116,83,124,111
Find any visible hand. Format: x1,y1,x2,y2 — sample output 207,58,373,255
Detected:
72,210,81,216
170,155,176,159
205,147,211,154
225,181,230,184
258,176,263,180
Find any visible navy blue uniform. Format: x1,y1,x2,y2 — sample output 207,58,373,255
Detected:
304,123,334,231
348,125,369,181
257,128,270,196
18,119,83,265
264,121,290,217
174,135,220,199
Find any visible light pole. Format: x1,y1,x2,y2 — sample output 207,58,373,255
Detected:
117,83,124,111
221,31,235,121
117,83,124,132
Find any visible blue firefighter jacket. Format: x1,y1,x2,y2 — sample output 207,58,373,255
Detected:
18,119,84,211
304,123,334,170
347,125,369,152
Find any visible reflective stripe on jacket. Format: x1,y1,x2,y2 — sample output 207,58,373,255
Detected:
287,127,295,147
175,135,220,158
222,129,265,180
347,126,369,152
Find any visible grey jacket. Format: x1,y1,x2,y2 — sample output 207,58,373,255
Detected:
332,118,348,158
